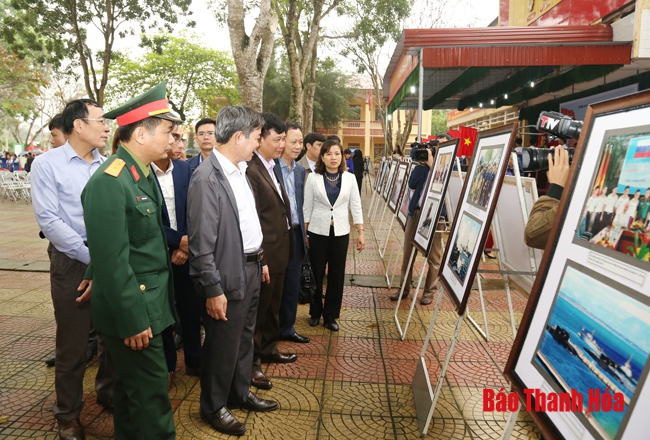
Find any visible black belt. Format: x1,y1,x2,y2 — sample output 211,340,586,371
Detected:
245,249,264,263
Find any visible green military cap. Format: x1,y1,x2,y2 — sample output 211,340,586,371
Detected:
104,81,182,126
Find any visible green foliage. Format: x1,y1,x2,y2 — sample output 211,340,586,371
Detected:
263,53,355,129
0,45,47,118
106,32,239,122
430,109,449,136
0,0,194,104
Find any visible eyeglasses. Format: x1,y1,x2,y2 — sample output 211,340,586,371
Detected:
197,131,215,137
81,117,109,125
172,133,183,142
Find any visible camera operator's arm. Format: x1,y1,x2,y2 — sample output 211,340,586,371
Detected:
524,148,570,249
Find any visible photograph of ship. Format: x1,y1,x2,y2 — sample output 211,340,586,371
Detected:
575,129,650,268
398,188,414,229
416,196,439,245
467,145,504,210
447,213,482,284
430,152,452,194
534,264,650,440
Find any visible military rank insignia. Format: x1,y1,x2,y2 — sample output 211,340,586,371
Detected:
104,158,126,177
130,165,140,182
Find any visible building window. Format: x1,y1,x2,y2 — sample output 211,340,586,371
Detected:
349,105,361,121
374,147,385,158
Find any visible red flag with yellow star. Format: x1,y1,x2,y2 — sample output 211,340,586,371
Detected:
457,126,477,157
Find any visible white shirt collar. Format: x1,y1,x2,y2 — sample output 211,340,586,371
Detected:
214,148,247,175
150,160,174,176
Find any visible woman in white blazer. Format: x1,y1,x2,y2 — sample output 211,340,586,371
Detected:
303,140,364,331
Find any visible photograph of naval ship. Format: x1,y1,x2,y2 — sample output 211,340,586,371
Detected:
534,264,650,440
448,213,482,284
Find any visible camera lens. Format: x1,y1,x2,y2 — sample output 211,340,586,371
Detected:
521,147,574,172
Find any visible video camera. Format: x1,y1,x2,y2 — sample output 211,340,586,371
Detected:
412,139,439,162
521,111,582,172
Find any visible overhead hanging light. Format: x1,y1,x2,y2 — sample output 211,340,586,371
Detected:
530,81,535,88
410,85,416,94
479,103,483,108
504,93,508,99
387,114,392,121
490,99,495,105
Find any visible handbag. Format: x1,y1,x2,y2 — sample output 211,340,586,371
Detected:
299,253,316,304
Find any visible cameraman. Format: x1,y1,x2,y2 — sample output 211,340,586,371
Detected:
390,134,449,305
524,147,570,249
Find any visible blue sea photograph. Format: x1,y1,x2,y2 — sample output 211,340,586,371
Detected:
534,264,650,440
448,213,482,284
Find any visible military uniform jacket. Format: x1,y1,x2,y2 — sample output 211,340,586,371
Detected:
82,146,176,339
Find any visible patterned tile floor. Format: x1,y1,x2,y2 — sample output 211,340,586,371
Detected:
0,189,541,439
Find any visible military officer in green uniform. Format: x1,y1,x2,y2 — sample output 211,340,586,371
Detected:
81,82,181,440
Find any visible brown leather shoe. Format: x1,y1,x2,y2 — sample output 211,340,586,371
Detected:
389,290,409,301
261,352,297,364
229,391,278,412
420,295,434,305
58,419,85,440
250,370,272,390
200,407,246,436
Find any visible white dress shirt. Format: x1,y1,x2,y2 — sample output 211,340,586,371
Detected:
255,150,283,200
306,157,316,172
151,160,177,230
214,149,263,253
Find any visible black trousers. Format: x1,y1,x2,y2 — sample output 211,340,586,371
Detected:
199,261,260,413
309,227,349,322
162,262,202,372
48,244,113,423
279,228,305,337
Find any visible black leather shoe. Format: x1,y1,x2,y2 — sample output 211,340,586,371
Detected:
250,371,272,390
309,317,320,326
96,396,113,412
58,418,85,440
281,333,310,343
200,407,246,436
45,354,56,367
324,320,339,332
230,391,278,412
261,352,297,363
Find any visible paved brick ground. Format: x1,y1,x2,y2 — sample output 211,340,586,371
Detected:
0,185,541,439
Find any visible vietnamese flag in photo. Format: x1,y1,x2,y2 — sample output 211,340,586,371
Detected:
458,126,477,157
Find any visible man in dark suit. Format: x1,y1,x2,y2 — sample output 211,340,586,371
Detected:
187,117,216,172
247,113,296,390
275,122,309,344
188,106,277,436
152,124,202,386
82,83,180,439
298,132,325,176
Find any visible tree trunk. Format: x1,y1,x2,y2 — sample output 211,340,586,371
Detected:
395,110,415,151
228,0,277,111
301,45,318,133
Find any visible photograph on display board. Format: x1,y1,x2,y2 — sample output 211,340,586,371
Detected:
533,263,650,440
467,145,504,211
411,140,460,254
447,213,482,284
574,126,650,269
383,159,399,201
504,92,650,440
429,152,452,194
388,161,409,213
376,160,390,193
373,159,384,190
397,188,415,230
415,197,440,248
438,124,516,313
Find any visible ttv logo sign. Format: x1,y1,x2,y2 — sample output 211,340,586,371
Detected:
540,115,560,131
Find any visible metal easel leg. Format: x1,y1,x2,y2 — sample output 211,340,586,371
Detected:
422,311,465,437
402,261,426,340
420,285,445,356
499,401,521,440
394,247,416,336
466,275,490,342
380,214,395,260
503,274,517,339
377,202,390,258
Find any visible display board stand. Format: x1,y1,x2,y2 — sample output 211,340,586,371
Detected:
465,154,537,341
384,217,404,288
379,212,396,260
412,282,466,437
499,395,522,440
393,228,446,340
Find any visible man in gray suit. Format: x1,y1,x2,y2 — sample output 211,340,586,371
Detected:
298,132,325,175
187,106,278,437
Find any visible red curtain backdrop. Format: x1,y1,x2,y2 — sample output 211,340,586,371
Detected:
457,126,477,157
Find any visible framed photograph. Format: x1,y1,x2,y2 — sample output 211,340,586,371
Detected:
439,124,517,312
376,159,390,194
396,162,416,230
388,160,409,213
382,158,399,201
505,91,650,440
411,139,460,254
373,158,386,191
